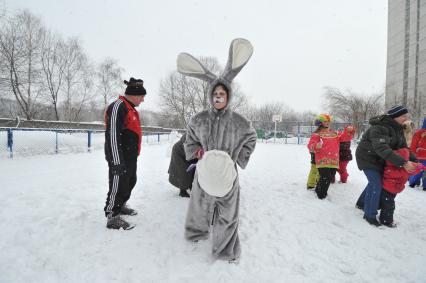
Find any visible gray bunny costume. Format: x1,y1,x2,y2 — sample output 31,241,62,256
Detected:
177,38,257,261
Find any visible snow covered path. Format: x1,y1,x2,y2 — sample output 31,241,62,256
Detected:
0,143,425,283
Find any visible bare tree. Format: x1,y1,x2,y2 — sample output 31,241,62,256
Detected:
228,82,249,113
96,57,123,110
60,38,95,122
0,10,45,119
296,110,317,124
323,86,384,135
250,102,288,132
40,31,67,120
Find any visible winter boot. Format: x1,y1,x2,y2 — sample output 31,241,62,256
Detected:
380,221,397,228
228,258,240,264
106,215,135,230
355,204,364,211
339,170,348,183
315,189,327,199
120,205,138,216
179,189,190,198
363,216,381,227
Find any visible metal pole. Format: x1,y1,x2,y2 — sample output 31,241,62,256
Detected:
157,133,160,143
274,121,277,143
297,122,301,145
88,131,92,152
55,132,59,154
7,128,13,158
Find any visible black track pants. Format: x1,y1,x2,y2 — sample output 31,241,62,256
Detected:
315,168,337,199
104,161,137,218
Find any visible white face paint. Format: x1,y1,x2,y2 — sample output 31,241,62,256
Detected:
214,97,225,104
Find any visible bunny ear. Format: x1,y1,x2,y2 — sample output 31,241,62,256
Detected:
177,53,217,83
222,38,253,83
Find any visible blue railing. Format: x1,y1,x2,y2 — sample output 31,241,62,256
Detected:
0,128,174,158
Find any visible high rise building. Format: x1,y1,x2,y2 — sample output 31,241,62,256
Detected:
385,0,426,126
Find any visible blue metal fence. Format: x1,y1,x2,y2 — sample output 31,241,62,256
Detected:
0,128,174,158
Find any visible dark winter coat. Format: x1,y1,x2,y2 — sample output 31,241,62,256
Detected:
355,115,417,172
339,141,352,161
168,134,197,190
104,96,142,166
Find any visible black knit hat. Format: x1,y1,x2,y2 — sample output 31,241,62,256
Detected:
387,105,408,118
124,77,146,96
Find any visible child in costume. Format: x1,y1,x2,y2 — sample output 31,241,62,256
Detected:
335,125,356,183
307,114,351,199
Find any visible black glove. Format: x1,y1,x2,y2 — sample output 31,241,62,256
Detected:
111,164,127,176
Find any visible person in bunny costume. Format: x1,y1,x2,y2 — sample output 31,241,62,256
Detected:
176,38,257,262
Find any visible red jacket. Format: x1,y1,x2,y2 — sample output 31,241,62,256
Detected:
307,128,352,169
338,125,355,161
338,125,355,142
383,148,422,194
410,129,426,161
104,96,142,166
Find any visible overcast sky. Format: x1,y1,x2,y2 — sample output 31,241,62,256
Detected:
7,0,388,113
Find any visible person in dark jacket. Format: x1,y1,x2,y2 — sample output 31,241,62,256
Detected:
104,77,146,230
168,133,197,197
355,105,418,226
335,125,356,183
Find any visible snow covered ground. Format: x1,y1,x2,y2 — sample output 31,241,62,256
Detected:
0,142,425,283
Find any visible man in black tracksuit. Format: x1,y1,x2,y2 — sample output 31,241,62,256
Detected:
104,77,146,230
355,105,417,227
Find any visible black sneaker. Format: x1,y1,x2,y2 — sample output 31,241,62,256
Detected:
106,216,135,230
363,216,382,227
120,205,138,216
228,258,240,264
380,221,397,228
179,189,190,198
409,184,416,188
